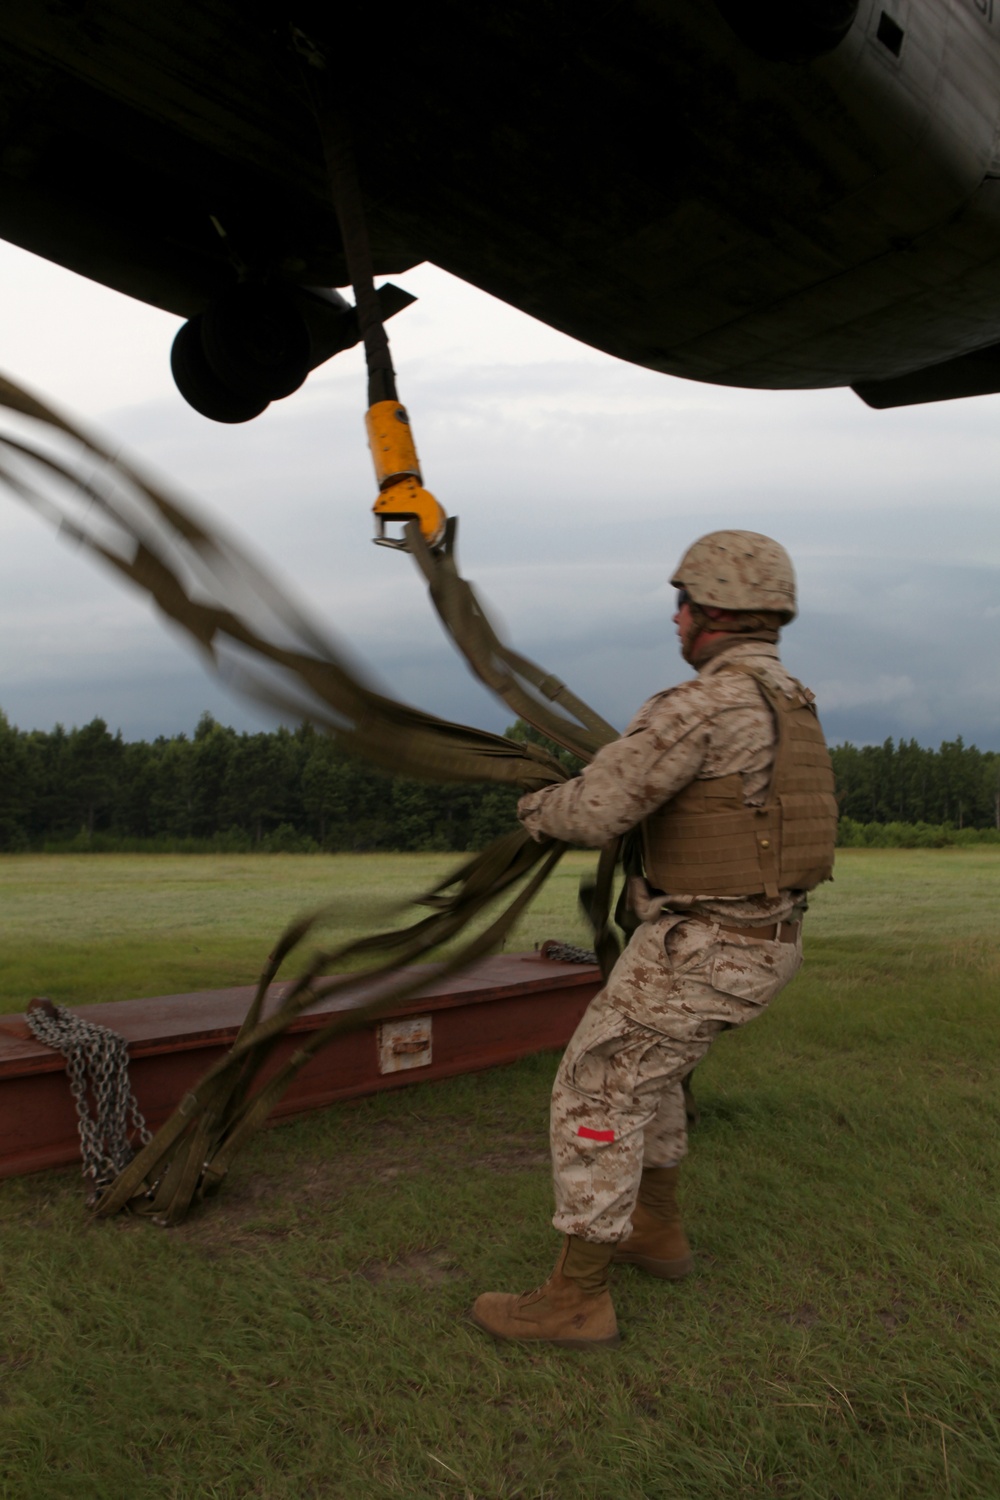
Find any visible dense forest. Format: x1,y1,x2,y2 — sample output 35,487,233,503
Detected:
0,711,526,853
0,709,998,852
831,737,1000,829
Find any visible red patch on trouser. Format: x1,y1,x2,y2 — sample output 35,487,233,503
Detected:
577,1126,615,1142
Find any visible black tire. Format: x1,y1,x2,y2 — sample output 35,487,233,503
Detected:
201,286,312,402
715,0,859,61
170,317,271,423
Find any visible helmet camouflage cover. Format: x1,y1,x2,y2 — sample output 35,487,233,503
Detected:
671,530,797,621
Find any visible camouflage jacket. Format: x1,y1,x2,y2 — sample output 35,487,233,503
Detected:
517,640,810,922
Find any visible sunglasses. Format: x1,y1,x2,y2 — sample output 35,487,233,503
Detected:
675,588,692,610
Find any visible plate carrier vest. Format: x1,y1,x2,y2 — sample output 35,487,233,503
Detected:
641,663,837,898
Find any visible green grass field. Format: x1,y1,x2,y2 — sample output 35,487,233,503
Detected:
0,852,599,1013
1,850,999,1499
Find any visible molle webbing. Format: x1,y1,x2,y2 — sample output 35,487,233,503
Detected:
641,667,836,898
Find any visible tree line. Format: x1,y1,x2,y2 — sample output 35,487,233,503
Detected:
0,711,524,854
832,736,1000,830
0,711,997,853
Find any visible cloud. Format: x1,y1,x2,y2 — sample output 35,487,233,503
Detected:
816,675,916,710
0,258,998,748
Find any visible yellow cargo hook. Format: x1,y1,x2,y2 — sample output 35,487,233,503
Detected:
366,399,447,550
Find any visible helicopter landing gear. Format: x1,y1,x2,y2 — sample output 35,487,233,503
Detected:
170,281,416,424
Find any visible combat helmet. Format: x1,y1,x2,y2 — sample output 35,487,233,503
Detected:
671,530,797,621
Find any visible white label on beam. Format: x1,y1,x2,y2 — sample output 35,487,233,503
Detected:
376,1016,433,1073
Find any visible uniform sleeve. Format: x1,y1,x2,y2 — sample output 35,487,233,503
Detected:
516,684,712,846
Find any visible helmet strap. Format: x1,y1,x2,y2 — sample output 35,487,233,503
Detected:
683,605,782,668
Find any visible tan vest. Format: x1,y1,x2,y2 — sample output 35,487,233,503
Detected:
641,664,837,898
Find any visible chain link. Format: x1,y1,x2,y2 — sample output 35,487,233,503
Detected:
25,1001,151,1199
539,940,598,965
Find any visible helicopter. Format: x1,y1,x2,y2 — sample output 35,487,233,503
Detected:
0,0,999,427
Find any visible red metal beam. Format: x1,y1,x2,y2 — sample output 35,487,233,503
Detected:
0,953,601,1179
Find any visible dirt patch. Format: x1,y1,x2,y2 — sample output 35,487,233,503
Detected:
161,1152,421,1248
361,1247,462,1286
111,1167,309,1254
875,1298,910,1333
478,1147,549,1173
293,1157,415,1197
107,1123,548,1254
776,1302,820,1329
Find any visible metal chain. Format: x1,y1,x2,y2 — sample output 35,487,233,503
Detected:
25,1001,151,1198
538,940,598,965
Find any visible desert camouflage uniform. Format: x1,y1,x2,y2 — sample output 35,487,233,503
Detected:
518,640,807,1244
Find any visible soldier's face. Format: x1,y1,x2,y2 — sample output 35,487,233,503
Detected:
673,600,694,650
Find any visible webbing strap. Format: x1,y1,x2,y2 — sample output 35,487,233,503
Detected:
297,38,616,769
405,518,618,763
0,71,633,1220
0,375,628,1222
297,47,397,408
0,384,565,791
97,831,564,1221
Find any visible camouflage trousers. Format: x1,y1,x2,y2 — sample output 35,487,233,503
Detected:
551,913,803,1243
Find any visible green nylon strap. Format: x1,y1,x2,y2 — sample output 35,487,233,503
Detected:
297,45,398,408
0,380,632,811
0,366,636,1225
0,365,637,1226
96,832,565,1221
0,373,634,1224
0,382,566,792
405,517,618,764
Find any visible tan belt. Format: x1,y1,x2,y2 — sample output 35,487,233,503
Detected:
685,914,800,944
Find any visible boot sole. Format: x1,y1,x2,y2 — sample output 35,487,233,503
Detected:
612,1251,693,1280
468,1310,621,1348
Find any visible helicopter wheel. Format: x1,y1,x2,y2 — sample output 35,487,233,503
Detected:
170,316,271,424
201,286,312,402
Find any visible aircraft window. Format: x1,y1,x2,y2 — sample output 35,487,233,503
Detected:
876,11,905,55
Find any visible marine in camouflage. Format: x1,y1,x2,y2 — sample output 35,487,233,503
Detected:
519,627,825,1246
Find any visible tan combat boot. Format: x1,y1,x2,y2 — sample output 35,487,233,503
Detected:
613,1165,693,1279
471,1237,621,1348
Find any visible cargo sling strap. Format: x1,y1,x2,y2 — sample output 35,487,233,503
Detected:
0,72,632,1222
0,371,635,1223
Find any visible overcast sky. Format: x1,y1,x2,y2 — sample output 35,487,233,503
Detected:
0,242,997,751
